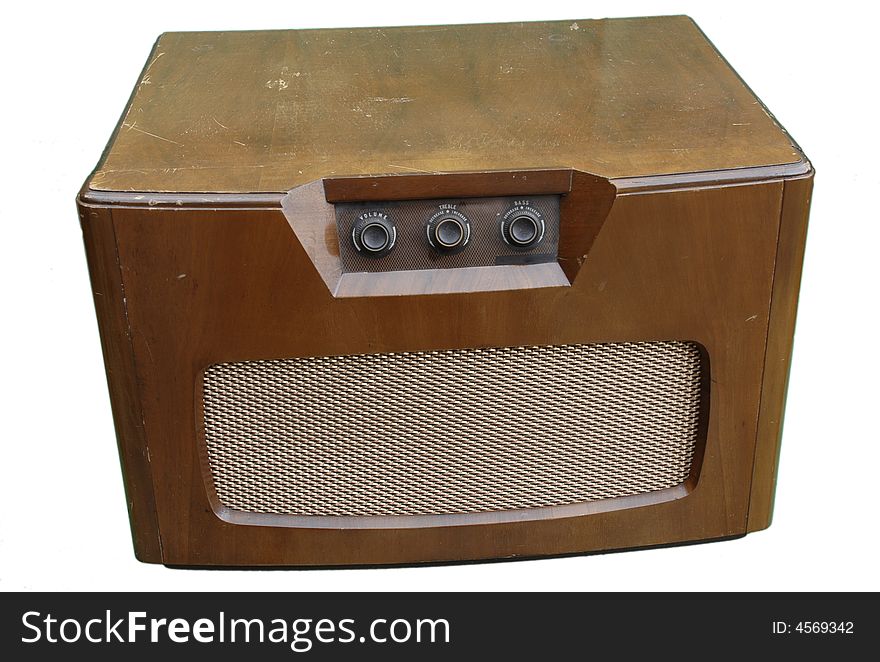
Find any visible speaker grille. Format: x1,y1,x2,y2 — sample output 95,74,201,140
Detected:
202,342,703,518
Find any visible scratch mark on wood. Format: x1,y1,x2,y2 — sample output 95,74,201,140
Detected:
367,96,414,103
122,122,184,147
143,52,165,76
386,164,436,174
143,338,155,364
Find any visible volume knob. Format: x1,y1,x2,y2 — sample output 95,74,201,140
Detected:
352,212,396,257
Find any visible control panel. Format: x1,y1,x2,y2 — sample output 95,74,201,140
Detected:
335,195,560,273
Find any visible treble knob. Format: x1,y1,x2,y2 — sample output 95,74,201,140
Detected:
426,209,471,255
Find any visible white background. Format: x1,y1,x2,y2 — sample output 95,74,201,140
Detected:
1,0,878,591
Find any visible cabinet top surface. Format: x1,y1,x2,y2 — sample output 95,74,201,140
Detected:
87,16,805,195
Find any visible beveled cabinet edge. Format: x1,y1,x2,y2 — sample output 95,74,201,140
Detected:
77,203,163,562
747,169,814,531
77,159,812,208
213,486,693,530
192,341,711,530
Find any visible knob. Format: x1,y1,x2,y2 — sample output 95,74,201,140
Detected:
352,212,396,257
500,205,545,250
426,209,471,254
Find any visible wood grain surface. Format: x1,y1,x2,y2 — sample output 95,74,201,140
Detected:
85,17,805,195
79,206,162,562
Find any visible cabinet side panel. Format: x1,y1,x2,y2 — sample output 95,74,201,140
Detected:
748,172,814,531
78,202,162,562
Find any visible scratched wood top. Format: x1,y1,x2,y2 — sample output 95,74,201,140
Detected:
87,16,805,194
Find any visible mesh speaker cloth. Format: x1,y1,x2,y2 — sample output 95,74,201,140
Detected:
202,342,703,518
